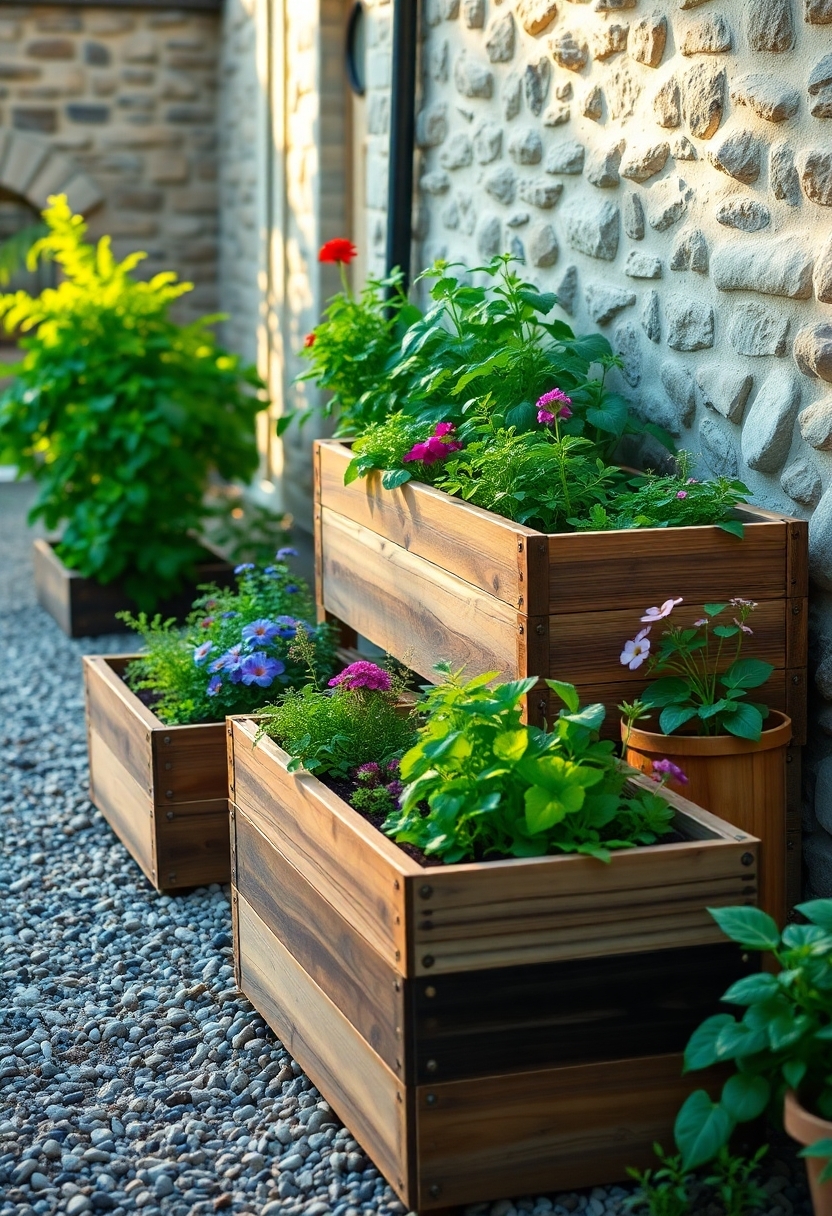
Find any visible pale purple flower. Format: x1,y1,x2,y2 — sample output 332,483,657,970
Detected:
620,627,651,671
277,547,299,559
676,491,688,499
651,758,688,785
193,640,213,665
694,618,708,627
242,618,281,647
733,618,753,634
239,653,285,687
211,643,244,674
221,611,239,619
356,762,381,779
207,675,222,697
386,779,404,800
234,563,255,574
641,597,683,623
329,661,392,692
729,597,758,609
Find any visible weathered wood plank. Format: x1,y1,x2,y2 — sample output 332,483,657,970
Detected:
236,894,411,1203
155,805,230,890
151,722,228,807
33,538,72,635
88,727,156,885
84,656,155,795
234,806,406,1077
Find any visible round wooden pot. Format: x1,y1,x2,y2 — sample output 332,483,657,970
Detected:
621,711,792,926
784,1090,832,1216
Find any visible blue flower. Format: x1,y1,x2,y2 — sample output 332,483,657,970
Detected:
274,615,299,639
242,619,280,647
263,566,278,576
239,653,285,687
221,610,239,619
210,644,243,673
207,675,222,697
285,584,299,594
234,563,255,574
193,641,214,665
277,547,298,560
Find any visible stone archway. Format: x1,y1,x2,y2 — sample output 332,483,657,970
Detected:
0,131,103,218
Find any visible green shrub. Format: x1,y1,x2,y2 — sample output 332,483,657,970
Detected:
0,195,264,607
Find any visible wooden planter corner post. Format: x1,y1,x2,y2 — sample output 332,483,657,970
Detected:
35,539,235,638
83,656,230,891
314,437,808,914
228,715,760,1211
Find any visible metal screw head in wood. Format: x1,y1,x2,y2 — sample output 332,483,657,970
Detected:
429,1183,442,1198
426,1094,437,1106
419,884,432,899
422,955,435,968
741,852,754,866
426,1059,437,1072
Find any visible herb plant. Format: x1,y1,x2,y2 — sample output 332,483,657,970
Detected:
625,1144,692,1216
385,667,675,863
674,901,832,1170
625,1144,768,1216
704,1146,768,1216
258,660,418,778
619,597,773,741
122,557,334,725
0,195,264,607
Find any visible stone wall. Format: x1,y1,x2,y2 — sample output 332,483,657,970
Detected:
0,4,221,322
406,0,832,894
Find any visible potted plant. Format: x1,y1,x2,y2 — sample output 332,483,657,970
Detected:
619,596,792,924
0,195,265,636
304,247,806,739
83,555,337,891
228,666,760,1210
674,901,832,1216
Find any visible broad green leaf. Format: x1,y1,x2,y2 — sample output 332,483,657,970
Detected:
704,603,728,616
718,520,745,540
782,922,832,950
524,784,578,833
720,972,779,1006
721,1073,770,1123
381,467,411,490
492,729,529,763
546,679,579,712
640,677,690,708
795,899,832,932
783,1059,808,1090
721,658,775,691
723,702,764,741
659,704,699,735
684,1014,734,1071
561,703,606,732
709,905,781,951
674,1090,734,1170
518,288,558,314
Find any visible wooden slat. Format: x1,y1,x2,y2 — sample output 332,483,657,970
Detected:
152,722,228,806
88,727,156,884
320,507,520,683
229,719,415,971
415,1054,716,1209
317,439,534,608
235,808,405,1076
33,538,71,636
236,894,411,1204
83,656,155,795
155,805,230,890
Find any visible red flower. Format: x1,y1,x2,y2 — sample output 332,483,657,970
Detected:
303,332,316,348
319,238,357,265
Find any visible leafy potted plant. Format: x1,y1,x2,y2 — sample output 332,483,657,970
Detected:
620,596,792,924
83,555,337,891
0,195,265,636
228,666,760,1210
307,247,806,738
675,902,832,1216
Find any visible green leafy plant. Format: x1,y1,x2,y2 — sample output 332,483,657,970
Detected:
801,1139,832,1184
619,597,773,741
385,667,675,863
258,660,419,778
625,1144,692,1216
704,1146,768,1216
122,558,334,725
674,901,832,1171
0,195,264,607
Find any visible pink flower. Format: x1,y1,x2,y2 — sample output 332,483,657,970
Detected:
537,403,573,425
434,421,455,437
694,618,708,627
536,388,573,426
676,491,688,499
620,627,651,671
733,618,753,634
641,597,683,623
537,387,572,410
403,422,463,466
686,478,699,485
729,597,757,609
651,758,688,785
329,661,392,692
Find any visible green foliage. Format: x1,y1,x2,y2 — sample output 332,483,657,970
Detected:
625,1144,692,1216
258,666,418,778
620,599,773,741
289,267,420,436
574,458,750,536
704,1146,768,1216
801,1139,832,1185
122,561,334,725
0,221,48,287
675,900,832,1170
384,668,675,864
0,195,264,607
349,760,403,817
345,413,434,487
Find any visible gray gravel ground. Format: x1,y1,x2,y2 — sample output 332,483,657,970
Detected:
0,485,814,1216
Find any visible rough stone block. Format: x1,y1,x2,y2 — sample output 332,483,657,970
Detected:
556,264,578,315
585,139,625,187
542,103,570,126
699,416,739,477
502,70,521,120
439,132,473,170
485,11,515,63
592,22,629,62
810,487,832,590
629,15,667,67
523,60,550,117
473,121,501,164
607,64,641,119
13,108,56,134
665,295,714,350
641,290,661,344
167,106,214,124
795,323,832,382
624,250,662,279
415,102,447,148
806,0,832,22
66,105,110,125
623,192,645,239
462,0,485,29
799,399,832,449
563,197,619,260
484,165,515,203
730,72,799,122
678,13,732,55
0,62,40,80
508,128,542,165
515,0,558,35
614,322,642,388
149,152,190,185
799,150,832,206
528,222,558,267
584,282,636,325
477,214,501,258
741,368,801,472
25,151,75,209
123,35,158,65
63,173,106,217
84,41,111,68
711,238,814,299
583,83,603,120
708,130,761,183
729,302,790,357
549,31,588,72
647,177,692,231
698,366,753,423
654,75,680,127
517,179,562,208
26,38,75,60
809,84,832,118
747,0,795,51
2,132,50,191
682,62,725,139
771,141,802,205
420,170,451,196
620,141,669,182
670,227,708,271
87,14,136,35
781,457,821,506
115,188,165,213
715,198,771,232
454,53,492,98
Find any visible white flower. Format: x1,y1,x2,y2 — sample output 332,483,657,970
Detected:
641,597,683,623
620,627,651,670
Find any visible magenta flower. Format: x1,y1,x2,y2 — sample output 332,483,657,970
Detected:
434,422,455,438
386,779,404,800
676,491,688,499
239,653,285,687
193,640,214,665
403,422,463,467
641,597,683,623
329,661,392,692
356,762,381,780
651,758,688,785
537,387,572,410
620,627,651,670
536,387,573,426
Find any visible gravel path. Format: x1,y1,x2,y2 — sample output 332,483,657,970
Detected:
0,491,814,1216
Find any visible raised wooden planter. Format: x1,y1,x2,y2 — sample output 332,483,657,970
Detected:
228,715,760,1210
314,439,808,743
83,655,230,891
35,538,235,638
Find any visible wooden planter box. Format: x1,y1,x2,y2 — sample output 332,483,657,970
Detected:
314,439,808,743
83,655,230,891
228,715,760,1210
35,538,235,638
